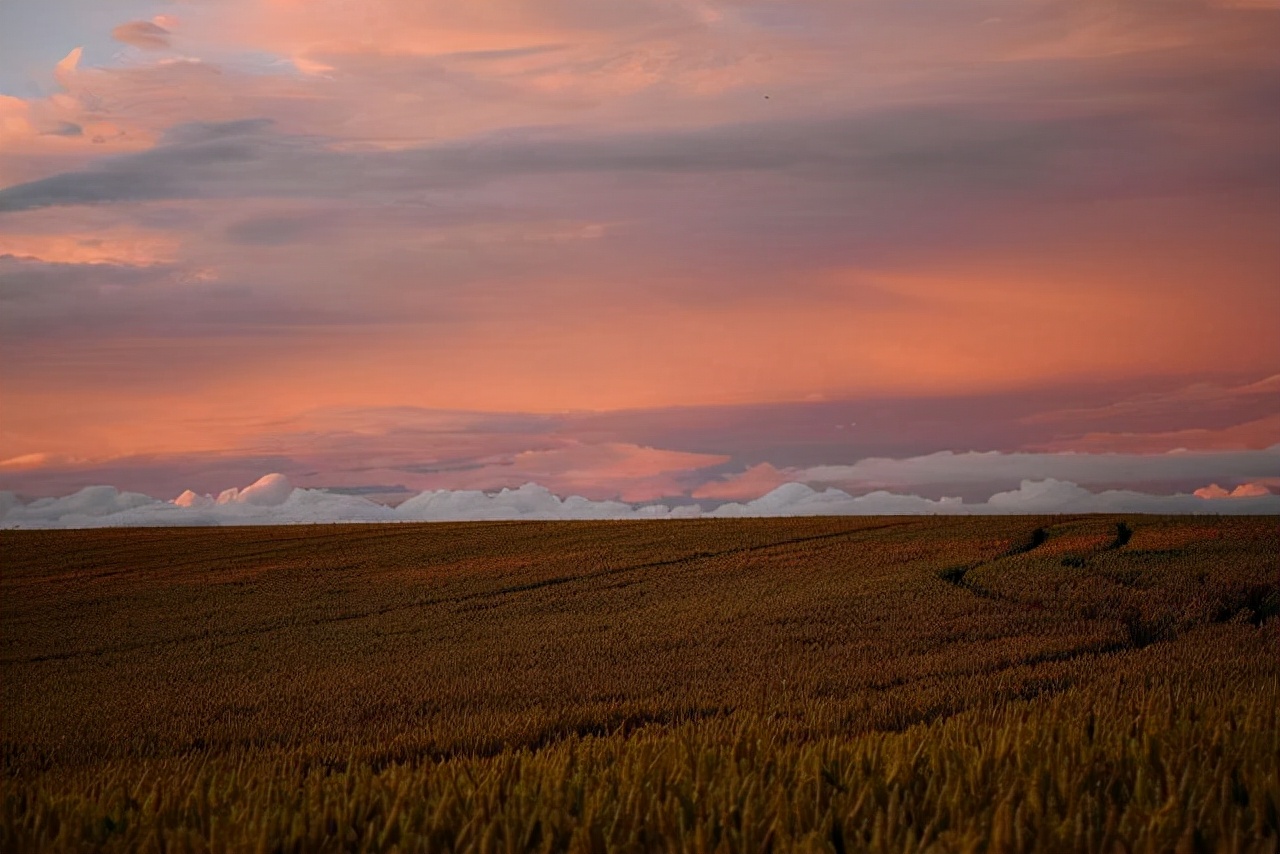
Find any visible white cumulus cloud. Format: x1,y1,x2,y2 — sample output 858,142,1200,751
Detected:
707,478,1280,517
2,468,1280,527
4,471,1279,528
0,475,706,528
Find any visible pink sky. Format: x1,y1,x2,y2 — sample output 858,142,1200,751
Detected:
1,0,1278,505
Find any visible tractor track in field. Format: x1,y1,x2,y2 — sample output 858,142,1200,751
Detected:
938,521,1134,596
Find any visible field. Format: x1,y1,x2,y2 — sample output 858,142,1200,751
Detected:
1,515,1277,853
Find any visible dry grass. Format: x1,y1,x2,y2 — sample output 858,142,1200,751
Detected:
1,515,1276,852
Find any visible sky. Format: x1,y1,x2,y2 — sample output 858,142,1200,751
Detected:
1,0,1278,522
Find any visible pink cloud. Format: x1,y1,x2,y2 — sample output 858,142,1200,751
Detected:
1039,415,1280,454
112,21,173,50
422,442,728,502
1194,482,1272,499
1024,376,1280,453
692,463,792,500
0,453,60,471
0,228,179,266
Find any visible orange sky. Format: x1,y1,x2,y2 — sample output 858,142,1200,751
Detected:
1,0,1278,500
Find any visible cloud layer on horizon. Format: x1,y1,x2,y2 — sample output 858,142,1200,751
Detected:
695,445,1280,499
4,376,1278,500
3,472,1277,529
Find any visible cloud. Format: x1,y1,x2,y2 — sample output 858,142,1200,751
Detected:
4,485,159,525
54,48,82,88
981,479,1277,513
793,447,1280,492
709,478,1280,517
1193,482,1272,499
4,472,1278,528
709,482,965,517
0,227,179,266
223,213,335,246
0,119,285,212
0,163,182,212
7,393,1279,506
0,474,701,528
0,453,61,471
692,463,790,500
406,442,730,502
693,447,1280,503
5,60,1277,212
217,471,293,505
1038,414,1280,455
40,123,84,138
1027,374,1280,425
1025,376,1280,453
1,475,401,527
112,21,172,50
394,482,700,521
553,375,1280,470
0,254,372,340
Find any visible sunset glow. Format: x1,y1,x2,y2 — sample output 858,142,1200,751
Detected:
2,0,1278,519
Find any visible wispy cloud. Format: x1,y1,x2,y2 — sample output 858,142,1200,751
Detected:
111,20,172,51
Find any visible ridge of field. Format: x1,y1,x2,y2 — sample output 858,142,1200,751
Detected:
2,515,1277,852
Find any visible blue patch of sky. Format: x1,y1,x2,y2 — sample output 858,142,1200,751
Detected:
1,1,315,98
0,0,166,95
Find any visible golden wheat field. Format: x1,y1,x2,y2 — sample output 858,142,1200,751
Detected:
1,515,1277,853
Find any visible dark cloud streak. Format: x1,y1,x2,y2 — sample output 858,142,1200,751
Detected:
0,255,376,338
5,44,1277,212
